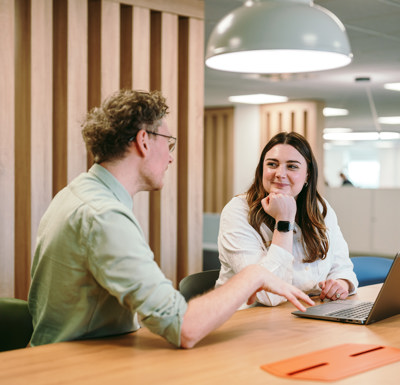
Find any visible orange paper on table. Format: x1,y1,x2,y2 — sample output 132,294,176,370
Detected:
261,343,400,382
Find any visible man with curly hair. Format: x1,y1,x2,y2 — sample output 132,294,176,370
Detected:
29,90,313,349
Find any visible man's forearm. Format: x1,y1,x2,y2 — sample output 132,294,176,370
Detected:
180,265,263,348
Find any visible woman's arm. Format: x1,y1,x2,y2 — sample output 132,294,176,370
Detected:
217,196,297,307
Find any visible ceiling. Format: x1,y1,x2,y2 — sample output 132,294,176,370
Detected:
204,0,400,133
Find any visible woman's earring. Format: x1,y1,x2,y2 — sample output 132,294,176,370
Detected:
304,181,308,187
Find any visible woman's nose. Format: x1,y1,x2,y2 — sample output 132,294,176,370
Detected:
276,165,287,178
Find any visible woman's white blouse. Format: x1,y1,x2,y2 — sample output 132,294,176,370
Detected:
215,195,358,309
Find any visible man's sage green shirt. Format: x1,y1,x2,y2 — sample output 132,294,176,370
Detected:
29,164,187,347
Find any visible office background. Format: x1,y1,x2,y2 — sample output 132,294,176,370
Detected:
1,0,399,300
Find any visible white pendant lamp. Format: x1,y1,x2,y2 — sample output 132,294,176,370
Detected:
205,0,353,74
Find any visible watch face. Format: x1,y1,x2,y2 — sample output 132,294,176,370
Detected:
276,221,292,232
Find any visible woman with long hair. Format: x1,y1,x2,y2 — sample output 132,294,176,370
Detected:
216,132,358,309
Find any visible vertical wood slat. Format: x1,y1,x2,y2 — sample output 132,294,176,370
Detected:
14,0,32,299
149,10,162,266
101,0,120,99
53,0,68,194
224,110,234,207
30,0,53,262
177,16,190,278
159,12,179,282
67,0,88,181
131,5,150,241
88,0,101,113
120,4,132,90
203,114,213,213
186,17,204,275
203,107,234,214
0,0,16,297
177,17,204,279
215,114,225,211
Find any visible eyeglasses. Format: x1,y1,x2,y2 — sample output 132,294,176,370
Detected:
145,130,177,153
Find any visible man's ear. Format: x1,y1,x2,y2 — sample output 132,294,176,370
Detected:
134,129,149,157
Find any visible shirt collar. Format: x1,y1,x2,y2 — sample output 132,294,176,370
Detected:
88,163,133,210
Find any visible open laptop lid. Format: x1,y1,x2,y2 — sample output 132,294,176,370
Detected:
366,253,400,324
292,254,400,325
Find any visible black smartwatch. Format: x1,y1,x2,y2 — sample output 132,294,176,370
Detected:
274,221,294,232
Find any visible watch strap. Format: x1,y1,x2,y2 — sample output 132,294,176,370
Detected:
274,221,295,232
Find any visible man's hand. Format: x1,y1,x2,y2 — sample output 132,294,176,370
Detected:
247,266,315,312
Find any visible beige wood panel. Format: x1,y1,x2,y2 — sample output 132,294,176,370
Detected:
107,0,203,18
203,113,214,213
177,17,204,279
215,114,225,211
14,0,32,299
224,110,234,206
67,0,88,181
159,12,179,283
149,11,162,267
131,6,151,241
203,107,234,214
132,6,150,90
30,0,53,263
0,0,16,297
101,0,120,99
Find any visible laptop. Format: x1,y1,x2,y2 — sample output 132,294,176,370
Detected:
292,254,400,325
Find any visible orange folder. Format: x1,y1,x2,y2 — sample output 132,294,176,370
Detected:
261,343,400,382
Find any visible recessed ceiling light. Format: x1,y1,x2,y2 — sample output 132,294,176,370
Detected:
323,128,352,134
323,131,400,141
323,108,349,117
384,83,400,92
228,94,288,104
378,116,400,124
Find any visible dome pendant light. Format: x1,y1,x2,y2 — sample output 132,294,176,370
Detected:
205,0,353,74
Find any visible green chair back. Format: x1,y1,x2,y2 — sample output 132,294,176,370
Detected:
179,269,220,302
0,298,33,352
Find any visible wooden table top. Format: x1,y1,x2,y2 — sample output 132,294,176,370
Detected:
1,284,399,385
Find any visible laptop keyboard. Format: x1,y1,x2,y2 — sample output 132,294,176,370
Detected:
326,302,373,319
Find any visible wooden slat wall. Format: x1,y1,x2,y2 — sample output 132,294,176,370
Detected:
0,0,16,297
203,107,234,214
0,0,204,299
177,17,204,278
131,6,151,240
259,100,325,192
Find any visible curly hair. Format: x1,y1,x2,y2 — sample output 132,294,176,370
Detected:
246,132,328,263
81,89,169,163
